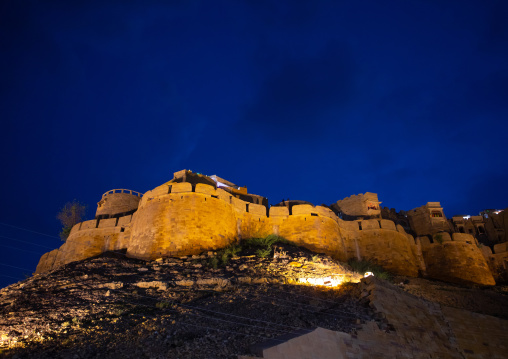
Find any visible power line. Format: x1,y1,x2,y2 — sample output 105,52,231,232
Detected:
73,275,310,333
0,274,25,281
72,277,297,342
0,235,55,249
0,241,361,321
0,244,47,256
0,263,35,272
0,222,60,239
247,290,358,317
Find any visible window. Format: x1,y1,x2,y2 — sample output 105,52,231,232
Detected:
431,211,443,218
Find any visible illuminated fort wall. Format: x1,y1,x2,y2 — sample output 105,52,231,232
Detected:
35,172,499,285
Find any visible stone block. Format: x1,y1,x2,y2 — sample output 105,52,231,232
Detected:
195,183,216,195
452,233,473,243
269,206,289,217
380,219,396,230
361,219,380,230
171,182,192,193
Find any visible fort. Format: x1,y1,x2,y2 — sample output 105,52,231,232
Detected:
36,170,508,286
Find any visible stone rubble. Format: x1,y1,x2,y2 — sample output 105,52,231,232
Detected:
0,246,369,359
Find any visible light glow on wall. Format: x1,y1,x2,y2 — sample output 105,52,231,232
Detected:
297,275,360,287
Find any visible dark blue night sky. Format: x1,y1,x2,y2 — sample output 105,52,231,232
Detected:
1,0,508,288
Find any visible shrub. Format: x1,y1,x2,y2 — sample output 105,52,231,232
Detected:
208,256,219,269
155,301,171,309
57,200,87,241
255,247,272,258
434,233,444,244
243,234,289,248
243,234,290,258
217,244,242,266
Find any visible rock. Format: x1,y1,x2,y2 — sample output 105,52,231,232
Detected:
174,280,194,286
134,281,168,291
138,268,148,272
196,278,231,287
238,264,248,271
98,282,124,290
105,290,110,297
236,277,252,284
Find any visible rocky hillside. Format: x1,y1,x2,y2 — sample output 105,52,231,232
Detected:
1,242,507,359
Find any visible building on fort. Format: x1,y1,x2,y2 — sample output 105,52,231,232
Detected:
35,169,508,285
405,202,453,236
331,192,382,220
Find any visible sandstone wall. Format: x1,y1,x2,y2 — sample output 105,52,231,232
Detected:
420,233,495,285
35,249,59,274
127,185,238,260
334,192,381,218
35,182,421,278
35,214,134,274
481,241,508,283
35,178,501,285
337,219,419,277
276,205,343,257
96,190,142,218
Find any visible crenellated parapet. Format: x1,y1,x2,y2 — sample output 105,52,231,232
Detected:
96,189,142,219
417,232,495,285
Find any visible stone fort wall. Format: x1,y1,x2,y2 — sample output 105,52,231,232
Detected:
35,178,497,285
480,242,508,283
417,233,496,285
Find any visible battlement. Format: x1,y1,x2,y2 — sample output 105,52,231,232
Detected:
101,189,143,198
35,169,503,285
96,189,143,219
333,192,381,220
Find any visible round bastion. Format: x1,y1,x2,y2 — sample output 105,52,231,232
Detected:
96,189,143,218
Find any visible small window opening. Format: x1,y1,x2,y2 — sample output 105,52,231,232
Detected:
358,222,362,230
311,213,318,217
